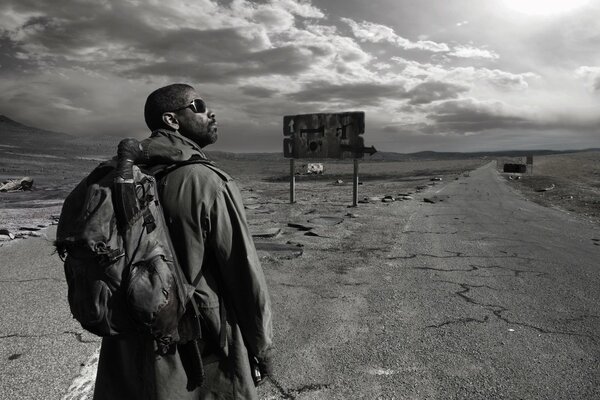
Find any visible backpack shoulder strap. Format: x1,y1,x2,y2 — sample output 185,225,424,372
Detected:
146,158,217,181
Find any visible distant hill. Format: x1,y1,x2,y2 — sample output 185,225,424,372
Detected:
0,115,598,160
0,115,74,154
206,148,600,163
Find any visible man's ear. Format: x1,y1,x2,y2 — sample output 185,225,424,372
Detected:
162,112,179,130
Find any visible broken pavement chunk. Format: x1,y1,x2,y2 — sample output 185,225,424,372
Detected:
254,242,303,258
288,222,314,231
423,195,450,204
308,216,343,226
304,230,330,238
535,184,555,192
0,177,33,192
251,228,282,238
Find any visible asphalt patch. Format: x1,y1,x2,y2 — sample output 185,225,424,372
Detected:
254,242,304,258
308,216,344,226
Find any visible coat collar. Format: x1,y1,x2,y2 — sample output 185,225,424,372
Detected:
144,129,209,162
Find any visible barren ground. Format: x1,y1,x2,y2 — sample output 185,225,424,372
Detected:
497,151,600,225
1,150,599,238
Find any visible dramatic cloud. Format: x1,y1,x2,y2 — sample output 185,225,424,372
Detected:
341,17,450,52
0,0,598,152
449,46,499,60
575,66,600,93
288,81,407,106
405,81,469,105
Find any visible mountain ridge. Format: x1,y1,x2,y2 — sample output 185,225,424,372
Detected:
1,115,598,161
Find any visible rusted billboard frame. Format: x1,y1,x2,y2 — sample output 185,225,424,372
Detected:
283,112,375,206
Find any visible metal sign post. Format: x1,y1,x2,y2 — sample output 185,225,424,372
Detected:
353,159,359,207
290,159,295,203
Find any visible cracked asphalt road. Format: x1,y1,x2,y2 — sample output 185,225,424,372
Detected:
259,162,600,399
2,161,600,399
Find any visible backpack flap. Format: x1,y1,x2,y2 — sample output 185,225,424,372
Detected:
57,166,133,336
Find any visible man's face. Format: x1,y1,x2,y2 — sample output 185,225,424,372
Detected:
173,89,218,148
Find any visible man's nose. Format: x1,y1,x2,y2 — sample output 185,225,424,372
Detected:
208,110,216,120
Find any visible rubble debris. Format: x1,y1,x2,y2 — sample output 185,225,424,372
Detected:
345,212,358,218
19,226,41,232
382,195,395,203
0,177,33,192
0,229,15,240
251,228,282,238
358,196,381,204
423,195,450,204
245,204,262,210
402,196,414,200
304,230,330,238
254,242,303,258
415,185,428,191
288,222,314,231
15,231,42,238
430,177,442,181
308,216,344,226
535,184,555,192
333,179,344,185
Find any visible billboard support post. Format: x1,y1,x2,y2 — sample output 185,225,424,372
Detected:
290,158,296,204
353,158,359,207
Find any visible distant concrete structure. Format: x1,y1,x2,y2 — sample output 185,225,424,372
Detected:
503,163,527,173
306,163,324,174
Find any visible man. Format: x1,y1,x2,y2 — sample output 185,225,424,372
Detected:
93,83,273,400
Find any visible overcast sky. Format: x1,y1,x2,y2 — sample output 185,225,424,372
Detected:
1,0,599,152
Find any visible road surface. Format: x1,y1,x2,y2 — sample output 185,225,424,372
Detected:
1,162,599,399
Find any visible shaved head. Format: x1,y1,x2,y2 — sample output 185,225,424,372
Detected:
144,83,194,131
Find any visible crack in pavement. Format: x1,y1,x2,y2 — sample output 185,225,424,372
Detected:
0,277,64,283
427,315,490,328
269,378,330,399
0,331,99,343
63,331,100,344
387,250,536,262
402,230,459,235
433,280,597,341
414,264,548,277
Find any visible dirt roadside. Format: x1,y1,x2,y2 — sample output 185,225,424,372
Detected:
498,151,600,226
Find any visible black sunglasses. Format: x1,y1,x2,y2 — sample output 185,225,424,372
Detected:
172,98,207,114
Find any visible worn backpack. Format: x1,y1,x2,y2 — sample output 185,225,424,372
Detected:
55,138,202,354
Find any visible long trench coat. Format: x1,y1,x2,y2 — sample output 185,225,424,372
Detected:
93,130,273,400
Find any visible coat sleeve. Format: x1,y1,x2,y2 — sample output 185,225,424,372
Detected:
207,180,273,359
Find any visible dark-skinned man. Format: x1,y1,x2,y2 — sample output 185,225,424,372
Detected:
93,83,273,400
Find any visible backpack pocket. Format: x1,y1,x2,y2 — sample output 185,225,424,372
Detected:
127,255,180,344
66,261,112,336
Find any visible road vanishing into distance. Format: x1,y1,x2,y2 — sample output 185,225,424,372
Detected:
2,162,600,399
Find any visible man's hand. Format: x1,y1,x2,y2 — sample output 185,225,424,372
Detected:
257,349,273,379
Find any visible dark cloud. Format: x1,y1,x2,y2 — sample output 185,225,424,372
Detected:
288,81,407,105
240,85,280,98
129,45,312,82
405,80,469,105
426,98,534,133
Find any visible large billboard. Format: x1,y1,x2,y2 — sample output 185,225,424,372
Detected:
283,112,369,159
